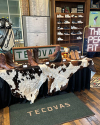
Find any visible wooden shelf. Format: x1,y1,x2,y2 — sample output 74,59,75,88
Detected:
90,8,100,10
57,29,70,30
57,34,82,36
56,13,84,15
71,34,82,35
57,17,65,19
57,17,71,19
57,23,71,24
57,40,69,42
71,28,83,30
71,39,82,40
51,0,89,50
57,34,70,36
71,23,84,25
71,17,84,18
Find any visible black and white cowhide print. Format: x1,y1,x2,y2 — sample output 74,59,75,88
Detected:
0,67,47,103
0,57,94,103
39,57,94,94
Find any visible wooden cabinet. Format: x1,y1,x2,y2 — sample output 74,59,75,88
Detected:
51,0,90,50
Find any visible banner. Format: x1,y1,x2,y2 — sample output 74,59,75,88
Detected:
87,27,100,52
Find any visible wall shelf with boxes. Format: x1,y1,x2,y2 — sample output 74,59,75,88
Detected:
51,0,90,50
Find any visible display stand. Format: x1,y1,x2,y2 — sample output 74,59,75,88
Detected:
51,0,90,50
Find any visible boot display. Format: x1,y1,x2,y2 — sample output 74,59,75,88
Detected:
27,49,38,66
75,50,80,60
48,46,62,62
5,51,22,68
49,46,61,57
0,53,14,70
49,51,62,62
33,48,43,64
70,50,76,60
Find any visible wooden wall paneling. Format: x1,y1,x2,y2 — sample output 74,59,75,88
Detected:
53,1,57,44
85,0,90,38
51,0,55,44
20,0,30,16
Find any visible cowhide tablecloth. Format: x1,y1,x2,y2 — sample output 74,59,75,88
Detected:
0,57,95,103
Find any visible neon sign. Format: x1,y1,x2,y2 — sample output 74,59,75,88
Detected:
87,27,100,52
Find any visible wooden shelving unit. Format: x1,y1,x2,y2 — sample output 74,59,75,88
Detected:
51,0,90,50
90,8,100,10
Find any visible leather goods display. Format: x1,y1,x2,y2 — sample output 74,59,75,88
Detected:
70,50,76,60
75,50,80,60
48,46,62,62
27,49,38,66
33,48,43,64
66,50,81,61
49,51,62,62
5,51,21,68
0,53,14,70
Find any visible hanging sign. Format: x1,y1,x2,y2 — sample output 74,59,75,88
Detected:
87,27,100,52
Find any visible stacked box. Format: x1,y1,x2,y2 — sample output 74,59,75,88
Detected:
71,8,77,13
56,7,61,13
77,5,84,13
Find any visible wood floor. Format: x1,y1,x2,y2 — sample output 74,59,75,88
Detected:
0,57,100,125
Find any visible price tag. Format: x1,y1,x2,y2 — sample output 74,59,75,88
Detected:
46,62,49,64
63,59,66,62
23,65,27,68
78,51,81,53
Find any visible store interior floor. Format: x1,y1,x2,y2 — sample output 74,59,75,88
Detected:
0,57,100,125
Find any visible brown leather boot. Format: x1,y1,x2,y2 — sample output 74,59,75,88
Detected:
48,46,61,57
70,50,76,60
48,46,62,62
75,50,80,60
5,51,21,68
0,53,14,70
27,50,38,66
33,48,43,64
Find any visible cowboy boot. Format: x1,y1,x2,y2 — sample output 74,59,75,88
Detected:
27,49,38,66
33,48,43,64
70,50,76,60
49,51,62,62
0,53,14,70
48,46,62,62
5,51,22,68
48,46,61,57
74,50,80,60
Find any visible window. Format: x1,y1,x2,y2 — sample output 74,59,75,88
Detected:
0,0,23,41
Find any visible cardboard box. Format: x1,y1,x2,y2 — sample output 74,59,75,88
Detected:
56,7,61,13
71,8,77,13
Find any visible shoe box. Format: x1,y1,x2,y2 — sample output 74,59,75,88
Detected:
71,8,77,13
77,5,84,13
56,7,61,13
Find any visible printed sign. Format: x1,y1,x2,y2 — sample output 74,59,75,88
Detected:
87,27,100,52
13,46,56,62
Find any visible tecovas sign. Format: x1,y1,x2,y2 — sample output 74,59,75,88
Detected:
12,45,61,62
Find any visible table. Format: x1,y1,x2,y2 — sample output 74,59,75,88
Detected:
0,58,94,109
